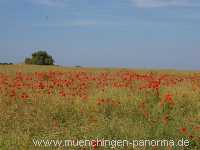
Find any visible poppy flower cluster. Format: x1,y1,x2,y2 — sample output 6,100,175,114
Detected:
0,68,200,148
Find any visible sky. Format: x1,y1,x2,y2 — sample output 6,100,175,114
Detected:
0,0,200,70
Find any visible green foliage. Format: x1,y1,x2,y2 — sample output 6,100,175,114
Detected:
24,58,32,64
25,50,54,65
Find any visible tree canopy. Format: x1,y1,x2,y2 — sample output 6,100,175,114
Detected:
25,50,54,65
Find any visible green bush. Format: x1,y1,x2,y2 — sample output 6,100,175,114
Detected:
25,50,54,65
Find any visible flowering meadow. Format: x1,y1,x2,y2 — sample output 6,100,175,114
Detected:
0,65,199,149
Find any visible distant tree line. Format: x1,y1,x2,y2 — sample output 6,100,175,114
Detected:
0,62,13,65
25,50,54,65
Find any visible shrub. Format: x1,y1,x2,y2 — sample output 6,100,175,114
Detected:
25,50,54,65
25,58,32,64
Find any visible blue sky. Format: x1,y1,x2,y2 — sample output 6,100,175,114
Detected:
0,0,200,69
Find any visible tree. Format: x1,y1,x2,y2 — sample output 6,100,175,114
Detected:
25,58,32,64
25,50,54,65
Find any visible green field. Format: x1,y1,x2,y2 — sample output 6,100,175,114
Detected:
0,65,199,149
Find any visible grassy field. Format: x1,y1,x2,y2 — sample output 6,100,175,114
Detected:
0,65,199,150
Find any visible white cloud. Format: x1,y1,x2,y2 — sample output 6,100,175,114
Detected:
29,0,200,8
131,0,200,8
32,20,120,28
29,0,67,7
34,20,97,27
